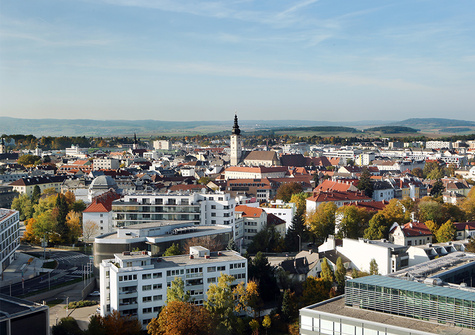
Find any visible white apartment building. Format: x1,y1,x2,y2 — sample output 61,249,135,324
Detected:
65,145,88,158
0,209,20,276
355,152,375,166
93,158,120,171
99,247,247,328
112,192,236,228
425,140,452,149
260,200,296,232
153,140,172,151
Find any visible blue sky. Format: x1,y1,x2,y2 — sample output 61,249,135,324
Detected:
1,0,475,122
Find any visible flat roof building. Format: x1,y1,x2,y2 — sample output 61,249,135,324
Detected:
0,293,49,335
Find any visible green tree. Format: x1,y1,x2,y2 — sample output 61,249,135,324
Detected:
11,194,34,221
363,212,388,240
320,258,334,285
435,220,456,243
335,257,346,294
248,252,279,303
430,179,445,197
418,198,446,225
369,259,379,275
306,202,337,243
356,167,373,197
166,277,191,303
300,276,330,306
336,205,370,239
281,289,298,322
285,207,305,251
289,192,308,213
163,243,181,256
412,167,423,178
247,225,283,253
51,316,83,335
17,154,41,166
204,273,237,334
31,185,41,204
423,161,440,179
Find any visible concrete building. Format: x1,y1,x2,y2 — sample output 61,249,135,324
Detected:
0,209,20,276
93,221,233,270
153,140,172,151
234,205,267,247
111,192,235,228
0,293,50,335
99,247,247,328
93,158,120,171
9,175,67,196
65,144,88,158
260,200,296,232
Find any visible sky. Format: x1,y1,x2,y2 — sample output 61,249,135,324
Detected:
1,0,475,122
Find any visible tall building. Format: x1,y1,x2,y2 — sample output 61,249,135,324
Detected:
0,138,6,154
230,114,242,166
99,247,247,329
0,209,20,276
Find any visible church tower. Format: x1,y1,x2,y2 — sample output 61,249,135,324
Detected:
230,114,242,166
0,138,6,154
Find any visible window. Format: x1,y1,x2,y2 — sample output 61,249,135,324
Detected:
211,220,216,224
153,272,162,279
143,307,152,314
142,285,152,291
153,295,163,301
211,205,216,209
217,266,225,271
153,284,162,290
207,266,216,272
143,296,152,302
211,212,216,217
142,273,151,280
207,277,216,283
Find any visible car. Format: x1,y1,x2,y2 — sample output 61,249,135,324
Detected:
90,290,100,297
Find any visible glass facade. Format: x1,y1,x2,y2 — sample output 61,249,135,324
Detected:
345,276,475,329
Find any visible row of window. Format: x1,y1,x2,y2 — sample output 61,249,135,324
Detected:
142,295,163,302
142,284,163,291
142,272,163,280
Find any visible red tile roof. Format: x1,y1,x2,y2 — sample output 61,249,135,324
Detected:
394,221,432,237
235,205,264,218
83,189,121,213
307,190,372,203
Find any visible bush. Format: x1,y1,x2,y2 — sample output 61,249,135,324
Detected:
66,300,98,309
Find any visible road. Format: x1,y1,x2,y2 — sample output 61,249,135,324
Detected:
0,247,93,297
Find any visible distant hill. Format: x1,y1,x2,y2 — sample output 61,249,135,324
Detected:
364,126,419,134
391,118,475,128
0,117,383,137
273,126,359,133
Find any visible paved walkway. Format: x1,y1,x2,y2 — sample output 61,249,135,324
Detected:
0,251,46,288
48,281,99,331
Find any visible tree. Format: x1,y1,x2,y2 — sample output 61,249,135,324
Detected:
17,154,41,166
31,185,41,204
356,167,373,197
247,226,283,253
418,198,446,225
148,301,213,335
248,252,279,303
11,194,34,221
336,205,370,239
83,220,99,243
335,257,346,294
306,202,337,243
289,192,308,213
281,289,298,322
100,310,142,335
423,161,440,179
424,220,439,236
285,207,305,251
183,236,223,253
163,243,181,256
204,273,237,333
51,316,83,335
66,211,82,244
300,276,330,306
262,315,271,335
465,237,475,253
276,182,303,202
86,314,106,335
369,259,379,275
435,220,456,243
430,179,445,197
412,167,423,178
320,258,334,284
235,280,263,318
249,319,259,335
166,277,191,303
363,212,389,240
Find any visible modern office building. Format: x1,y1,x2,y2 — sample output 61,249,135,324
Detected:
99,247,247,328
0,293,49,335
300,252,475,335
0,209,20,276
93,221,233,270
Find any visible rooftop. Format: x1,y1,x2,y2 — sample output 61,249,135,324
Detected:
306,295,475,335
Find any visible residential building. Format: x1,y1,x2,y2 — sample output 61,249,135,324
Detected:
454,221,475,240
153,140,172,150
111,191,235,228
224,166,287,180
234,205,267,247
65,144,88,158
83,190,121,240
260,200,296,232
93,158,120,171
242,151,281,167
9,175,67,196
0,209,20,276
390,221,433,247
99,247,247,328
306,191,372,213
425,140,452,150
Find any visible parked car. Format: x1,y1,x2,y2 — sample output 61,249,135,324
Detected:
90,291,100,297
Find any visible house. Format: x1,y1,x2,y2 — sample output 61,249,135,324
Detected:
242,151,281,167
454,221,475,240
234,205,267,247
389,221,433,247
306,190,372,213
82,189,121,240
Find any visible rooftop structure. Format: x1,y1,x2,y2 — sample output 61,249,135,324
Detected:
0,293,49,335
